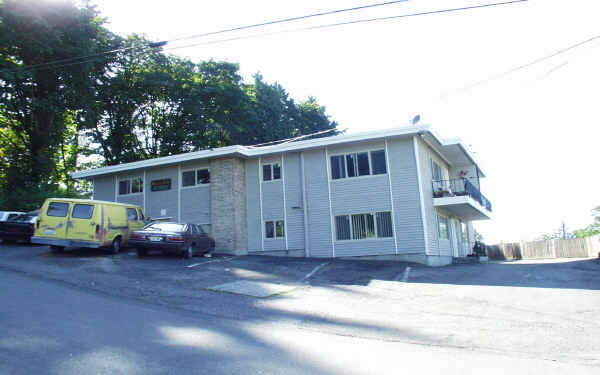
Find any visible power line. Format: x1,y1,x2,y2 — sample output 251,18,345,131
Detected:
1,0,528,75
1,0,411,75
439,34,600,99
169,0,411,43
161,0,529,54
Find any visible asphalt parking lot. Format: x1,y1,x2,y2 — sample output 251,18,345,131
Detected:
1,242,599,369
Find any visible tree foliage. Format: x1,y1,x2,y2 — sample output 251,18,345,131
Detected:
0,0,339,210
574,207,600,238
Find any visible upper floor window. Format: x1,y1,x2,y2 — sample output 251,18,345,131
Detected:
431,160,443,181
262,163,281,182
182,168,210,188
330,150,387,180
119,177,143,195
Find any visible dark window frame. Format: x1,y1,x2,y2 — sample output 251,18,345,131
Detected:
334,211,394,241
330,149,386,180
262,163,282,182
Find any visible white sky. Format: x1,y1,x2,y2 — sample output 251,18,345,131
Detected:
92,0,600,243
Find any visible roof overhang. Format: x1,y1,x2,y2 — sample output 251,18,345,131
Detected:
72,124,485,179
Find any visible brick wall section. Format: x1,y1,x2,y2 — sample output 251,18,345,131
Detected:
210,157,248,254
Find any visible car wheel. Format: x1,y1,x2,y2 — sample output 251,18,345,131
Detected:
50,245,64,253
136,247,147,257
183,244,193,259
111,237,121,254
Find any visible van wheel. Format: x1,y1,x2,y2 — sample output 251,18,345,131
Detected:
136,247,147,257
111,237,121,254
184,244,193,259
50,245,64,253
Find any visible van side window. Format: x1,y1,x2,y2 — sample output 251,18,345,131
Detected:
72,204,94,219
137,209,144,220
47,202,69,217
126,208,138,221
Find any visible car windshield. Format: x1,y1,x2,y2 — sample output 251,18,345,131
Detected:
9,214,36,223
144,223,185,232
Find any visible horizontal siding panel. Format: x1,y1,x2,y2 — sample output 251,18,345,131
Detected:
93,176,115,201
389,137,426,255
180,186,210,224
304,149,332,258
116,193,142,206
145,167,179,220
246,159,262,251
264,239,285,251
261,180,284,219
284,153,304,251
334,239,396,257
330,175,391,215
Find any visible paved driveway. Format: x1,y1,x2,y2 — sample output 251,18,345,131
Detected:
1,243,599,370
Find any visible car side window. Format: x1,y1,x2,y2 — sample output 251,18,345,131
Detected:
196,225,206,235
190,225,198,234
126,208,138,221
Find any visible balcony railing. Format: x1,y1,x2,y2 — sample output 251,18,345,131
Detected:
432,178,492,212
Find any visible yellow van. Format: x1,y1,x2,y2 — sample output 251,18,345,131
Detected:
32,198,146,253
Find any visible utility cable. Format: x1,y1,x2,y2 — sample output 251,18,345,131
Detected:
439,33,600,99
161,0,529,54
1,0,528,75
0,0,410,74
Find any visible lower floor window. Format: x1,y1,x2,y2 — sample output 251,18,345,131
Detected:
335,211,393,241
438,214,449,240
265,220,285,239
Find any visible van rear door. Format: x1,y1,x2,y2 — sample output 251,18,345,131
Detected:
40,201,70,239
68,203,98,243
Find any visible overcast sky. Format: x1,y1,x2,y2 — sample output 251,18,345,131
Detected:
92,0,600,243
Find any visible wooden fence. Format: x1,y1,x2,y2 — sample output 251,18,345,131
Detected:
487,235,600,261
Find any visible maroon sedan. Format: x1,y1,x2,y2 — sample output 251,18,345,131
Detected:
129,222,215,259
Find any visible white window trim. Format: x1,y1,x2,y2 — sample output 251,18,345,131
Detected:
118,176,144,196
437,213,450,241
180,167,210,189
329,148,387,181
264,219,285,240
334,211,394,242
261,162,282,183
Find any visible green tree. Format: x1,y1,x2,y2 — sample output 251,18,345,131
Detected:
0,0,118,208
574,207,600,238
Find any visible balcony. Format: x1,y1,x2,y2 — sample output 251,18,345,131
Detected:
432,179,492,220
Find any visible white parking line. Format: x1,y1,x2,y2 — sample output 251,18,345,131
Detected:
186,257,233,268
395,266,411,282
301,262,329,282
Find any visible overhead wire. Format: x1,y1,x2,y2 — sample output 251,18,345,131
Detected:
0,0,529,75
159,0,528,54
0,0,411,74
438,34,600,99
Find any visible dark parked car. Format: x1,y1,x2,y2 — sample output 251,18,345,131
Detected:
0,214,37,244
129,222,215,258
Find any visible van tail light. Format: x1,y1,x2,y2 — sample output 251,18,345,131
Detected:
167,236,184,242
37,219,41,229
130,233,142,239
96,224,100,234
